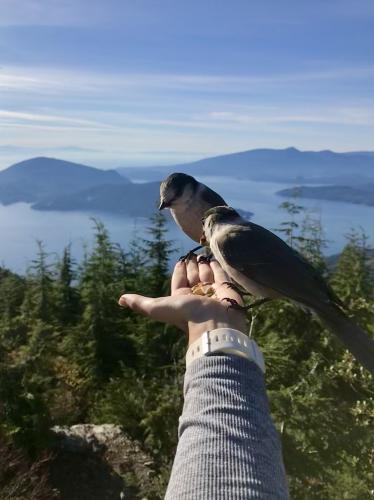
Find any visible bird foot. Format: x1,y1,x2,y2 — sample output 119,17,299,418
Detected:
221,281,251,297
197,254,213,264
179,252,195,262
221,297,272,312
178,245,203,262
221,298,247,311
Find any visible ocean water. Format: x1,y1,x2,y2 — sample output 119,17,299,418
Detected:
0,176,373,273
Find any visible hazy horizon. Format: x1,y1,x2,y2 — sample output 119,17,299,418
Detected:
2,145,374,172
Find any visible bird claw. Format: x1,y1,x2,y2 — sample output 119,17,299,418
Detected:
178,245,204,262
178,251,195,262
221,297,247,311
197,254,212,264
221,281,250,297
221,297,272,312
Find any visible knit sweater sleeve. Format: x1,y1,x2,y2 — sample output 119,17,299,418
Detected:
165,355,289,499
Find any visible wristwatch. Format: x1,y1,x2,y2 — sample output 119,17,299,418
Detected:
186,328,265,373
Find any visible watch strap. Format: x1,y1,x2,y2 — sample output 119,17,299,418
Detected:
186,328,265,373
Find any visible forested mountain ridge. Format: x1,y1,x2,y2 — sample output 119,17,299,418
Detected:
0,157,129,205
2,150,374,215
33,182,253,219
0,209,373,498
33,181,161,216
0,157,165,216
0,156,255,216
117,147,374,183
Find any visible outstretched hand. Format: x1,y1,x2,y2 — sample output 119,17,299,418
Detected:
118,256,247,346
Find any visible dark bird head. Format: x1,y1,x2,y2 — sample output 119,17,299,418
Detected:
201,206,240,244
159,172,198,210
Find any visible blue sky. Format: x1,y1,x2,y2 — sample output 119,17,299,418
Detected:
1,0,374,168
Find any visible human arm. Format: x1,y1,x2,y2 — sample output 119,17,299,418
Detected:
119,257,289,499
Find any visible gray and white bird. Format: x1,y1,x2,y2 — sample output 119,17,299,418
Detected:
201,205,374,375
159,172,227,246
159,173,374,374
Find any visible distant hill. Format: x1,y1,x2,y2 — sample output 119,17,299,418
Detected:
33,182,253,218
2,151,374,216
0,156,251,217
0,157,129,205
277,185,374,207
33,182,161,217
117,147,374,184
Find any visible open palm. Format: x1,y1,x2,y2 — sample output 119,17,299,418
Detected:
119,256,247,346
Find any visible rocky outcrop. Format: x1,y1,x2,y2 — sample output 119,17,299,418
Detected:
50,424,158,500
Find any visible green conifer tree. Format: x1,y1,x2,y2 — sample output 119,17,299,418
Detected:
54,245,80,325
142,212,175,296
0,268,25,324
77,219,135,379
21,241,55,323
276,199,304,247
332,230,373,307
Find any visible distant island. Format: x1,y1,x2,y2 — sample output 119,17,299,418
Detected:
277,185,374,207
0,157,129,204
0,157,160,216
0,156,253,217
33,181,162,217
1,148,374,216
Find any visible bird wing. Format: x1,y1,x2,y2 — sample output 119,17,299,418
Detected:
218,223,338,308
201,185,227,207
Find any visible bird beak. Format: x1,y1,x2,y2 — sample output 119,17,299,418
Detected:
200,233,207,245
159,200,166,210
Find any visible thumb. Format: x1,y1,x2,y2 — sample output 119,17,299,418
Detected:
118,294,187,331
119,293,155,315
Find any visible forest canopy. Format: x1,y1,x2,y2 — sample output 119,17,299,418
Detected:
0,208,373,499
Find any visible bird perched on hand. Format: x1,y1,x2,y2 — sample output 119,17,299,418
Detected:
159,173,227,243
201,205,374,374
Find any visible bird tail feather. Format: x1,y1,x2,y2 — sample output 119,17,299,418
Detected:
314,303,374,375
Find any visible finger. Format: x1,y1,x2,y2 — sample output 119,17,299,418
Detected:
210,260,230,284
119,294,187,331
197,257,214,283
171,261,188,295
186,255,200,287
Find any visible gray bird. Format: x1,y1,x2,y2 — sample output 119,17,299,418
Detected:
201,205,374,374
159,173,227,252
159,173,374,373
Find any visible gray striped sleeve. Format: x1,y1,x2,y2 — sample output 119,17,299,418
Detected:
165,356,289,499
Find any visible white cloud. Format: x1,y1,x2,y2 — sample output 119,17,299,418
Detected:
207,107,374,126
1,64,374,165
1,65,374,98
0,110,115,129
